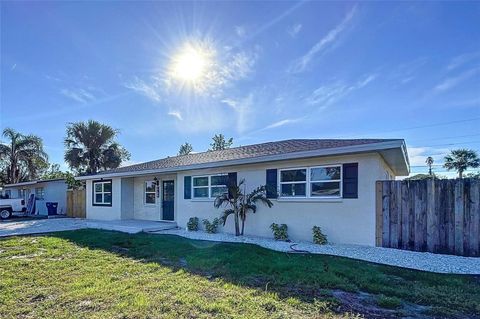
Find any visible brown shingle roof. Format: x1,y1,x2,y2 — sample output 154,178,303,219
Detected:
94,138,400,176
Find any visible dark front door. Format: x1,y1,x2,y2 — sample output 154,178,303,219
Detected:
162,180,174,221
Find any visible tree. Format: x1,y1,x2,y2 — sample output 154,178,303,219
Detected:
41,163,83,189
64,120,131,175
209,134,233,151
443,149,480,178
178,142,193,155
214,179,273,236
426,156,434,175
0,128,49,184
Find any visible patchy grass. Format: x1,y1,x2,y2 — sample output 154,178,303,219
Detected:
0,229,479,318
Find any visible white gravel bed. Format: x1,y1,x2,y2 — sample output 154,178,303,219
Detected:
156,228,480,275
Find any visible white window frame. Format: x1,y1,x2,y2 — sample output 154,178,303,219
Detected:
144,181,157,205
92,180,112,206
35,187,45,200
278,165,343,199
192,174,228,199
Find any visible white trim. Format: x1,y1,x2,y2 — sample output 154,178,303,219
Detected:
278,164,342,199
144,180,157,206
192,174,228,199
93,180,112,205
76,140,408,180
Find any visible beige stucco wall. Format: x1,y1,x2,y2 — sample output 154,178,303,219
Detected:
176,152,387,246
86,177,122,220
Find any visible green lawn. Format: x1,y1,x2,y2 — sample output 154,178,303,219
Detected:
0,229,479,318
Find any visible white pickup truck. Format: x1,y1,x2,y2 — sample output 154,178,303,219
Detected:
0,198,26,219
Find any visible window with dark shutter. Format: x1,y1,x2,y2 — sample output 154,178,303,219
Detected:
342,163,358,198
184,176,192,199
266,169,278,198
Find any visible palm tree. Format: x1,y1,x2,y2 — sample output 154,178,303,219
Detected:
443,149,480,178
425,156,434,175
214,179,273,236
64,120,131,175
0,128,49,184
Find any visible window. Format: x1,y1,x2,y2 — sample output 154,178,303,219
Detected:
280,169,306,197
145,181,157,204
192,174,227,198
35,187,45,200
279,165,342,199
92,180,112,206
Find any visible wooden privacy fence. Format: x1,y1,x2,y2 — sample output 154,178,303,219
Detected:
66,189,86,218
376,179,480,256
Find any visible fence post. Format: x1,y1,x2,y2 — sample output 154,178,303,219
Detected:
375,181,383,246
426,178,438,252
454,180,464,255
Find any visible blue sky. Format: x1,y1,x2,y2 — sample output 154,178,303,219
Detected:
1,1,479,176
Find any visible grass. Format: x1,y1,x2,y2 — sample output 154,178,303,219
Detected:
0,229,478,318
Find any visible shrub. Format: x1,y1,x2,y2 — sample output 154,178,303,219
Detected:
312,226,328,245
187,217,199,231
203,218,220,234
270,223,288,241
377,295,402,309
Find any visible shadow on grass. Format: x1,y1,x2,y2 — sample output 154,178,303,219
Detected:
49,229,480,318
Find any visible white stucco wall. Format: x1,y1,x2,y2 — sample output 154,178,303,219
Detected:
132,174,177,221
86,177,122,220
176,153,387,246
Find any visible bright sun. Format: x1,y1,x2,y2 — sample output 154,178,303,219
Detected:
171,44,210,82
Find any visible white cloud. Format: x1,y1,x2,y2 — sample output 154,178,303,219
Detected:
446,51,480,71
289,6,357,73
60,88,96,104
124,77,162,102
306,73,377,107
222,94,254,134
287,23,302,38
235,25,246,37
168,110,183,121
263,118,302,130
434,67,480,92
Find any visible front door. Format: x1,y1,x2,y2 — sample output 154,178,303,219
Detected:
162,180,174,221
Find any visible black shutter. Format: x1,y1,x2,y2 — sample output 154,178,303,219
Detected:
184,176,191,199
266,169,278,198
227,172,237,198
342,163,358,198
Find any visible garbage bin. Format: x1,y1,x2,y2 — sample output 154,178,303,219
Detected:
46,202,58,215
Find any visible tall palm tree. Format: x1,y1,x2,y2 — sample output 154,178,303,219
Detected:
443,149,480,178
425,156,434,175
0,128,49,184
64,120,130,175
214,179,273,236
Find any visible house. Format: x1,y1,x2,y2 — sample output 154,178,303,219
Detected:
2,179,68,215
76,139,409,245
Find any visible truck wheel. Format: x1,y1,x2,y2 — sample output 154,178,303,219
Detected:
0,208,12,220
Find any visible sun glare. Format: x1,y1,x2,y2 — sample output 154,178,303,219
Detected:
170,44,211,83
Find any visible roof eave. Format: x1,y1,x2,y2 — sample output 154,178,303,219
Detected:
76,140,410,180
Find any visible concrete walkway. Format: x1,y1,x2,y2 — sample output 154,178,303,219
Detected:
0,218,177,237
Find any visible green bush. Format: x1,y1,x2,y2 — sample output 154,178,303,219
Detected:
187,217,199,231
377,295,402,309
203,218,220,234
312,226,328,245
270,223,288,241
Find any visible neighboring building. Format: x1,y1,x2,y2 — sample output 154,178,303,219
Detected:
76,139,410,245
2,179,68,215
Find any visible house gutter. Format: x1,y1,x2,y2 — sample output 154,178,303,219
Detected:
75,140,409,180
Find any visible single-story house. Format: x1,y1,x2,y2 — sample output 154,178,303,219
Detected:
2,179,68,215
76,139,410,245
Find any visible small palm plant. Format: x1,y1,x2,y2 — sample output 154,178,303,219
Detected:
443,149,480,178
214,179,273,236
